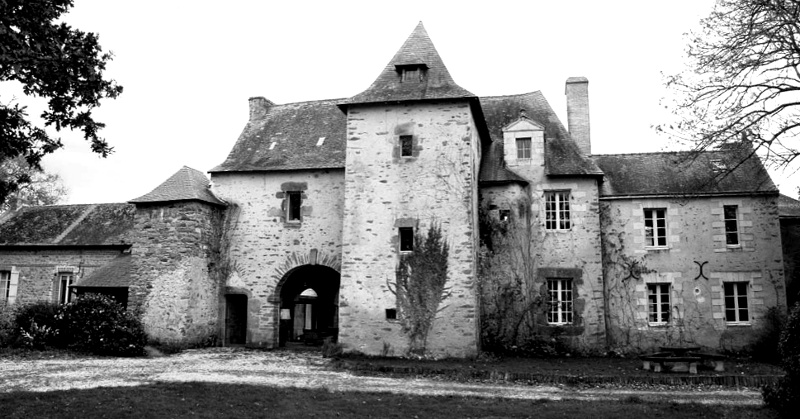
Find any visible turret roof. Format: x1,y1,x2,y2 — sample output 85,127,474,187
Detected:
129,166,225,206
340,22,475,106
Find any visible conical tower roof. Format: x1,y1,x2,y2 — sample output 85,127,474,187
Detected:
341,22,475,106
129,166,225,206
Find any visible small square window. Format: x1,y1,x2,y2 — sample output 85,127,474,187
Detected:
385,308,397,320
287,191,302,222
499,209,511,222
399,227,414,252
516,138,532,159
400,135,413,157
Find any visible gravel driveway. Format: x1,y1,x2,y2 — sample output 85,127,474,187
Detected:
0,348,763,406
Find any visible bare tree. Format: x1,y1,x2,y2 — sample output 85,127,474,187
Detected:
0,156,67,214
658,0,800,168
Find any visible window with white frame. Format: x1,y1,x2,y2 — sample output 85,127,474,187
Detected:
644,208,667,247
516,137,531,159
647,283,670,325
547,278,573,325
545,191,570,230
1,271,11,303
724,282,749,324
55,272,75,304
723,205,739,246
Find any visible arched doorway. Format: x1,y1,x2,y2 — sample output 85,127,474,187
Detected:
277,265,340,347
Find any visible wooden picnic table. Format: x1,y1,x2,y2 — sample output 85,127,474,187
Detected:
642,347,726,373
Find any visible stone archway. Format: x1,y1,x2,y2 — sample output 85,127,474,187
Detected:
275,264,340,347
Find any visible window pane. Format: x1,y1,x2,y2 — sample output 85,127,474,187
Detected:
723,205,737,220
399,227,413,251
400,135,413,156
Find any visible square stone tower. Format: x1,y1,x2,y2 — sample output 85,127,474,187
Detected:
336,23,487,357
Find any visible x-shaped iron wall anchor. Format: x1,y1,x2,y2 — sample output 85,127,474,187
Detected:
694,261,709,280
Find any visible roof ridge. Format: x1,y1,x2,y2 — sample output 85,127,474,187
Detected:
272,97,347,107
480,91,544,100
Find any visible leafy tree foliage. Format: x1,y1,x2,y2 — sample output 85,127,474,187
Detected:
1,0,122,205
660,0,800,168
0,155,67,214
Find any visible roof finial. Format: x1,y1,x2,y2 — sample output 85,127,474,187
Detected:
519,109,528,119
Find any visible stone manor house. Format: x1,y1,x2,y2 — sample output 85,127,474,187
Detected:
0,23,794,357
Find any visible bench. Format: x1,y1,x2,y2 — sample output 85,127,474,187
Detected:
641,355,702,374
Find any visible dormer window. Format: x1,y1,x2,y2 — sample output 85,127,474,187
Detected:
397,64,427,83
516,138,532,159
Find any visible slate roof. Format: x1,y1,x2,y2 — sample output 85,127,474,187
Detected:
478,92,603,180
210,99,347,173
74,254,131,288
779,194,800,218
130,166,225,206
0,203,134,246
592,148,778,198
340,22,475,107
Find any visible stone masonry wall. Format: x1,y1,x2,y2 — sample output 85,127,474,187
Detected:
129,201,222,345
338,100,481,358
479,177,606,351
0,248,126,305
601,195,786,351
210,170,345,347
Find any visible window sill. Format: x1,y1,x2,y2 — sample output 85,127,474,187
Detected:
283,221,301,229
645,247,670,253
547,322,573,326
544,228,572,233
648,322,670,328
725,322,751,327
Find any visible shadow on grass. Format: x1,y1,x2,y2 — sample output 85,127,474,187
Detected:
0,382,778,419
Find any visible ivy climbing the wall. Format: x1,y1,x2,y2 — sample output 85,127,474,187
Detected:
387,223,450,356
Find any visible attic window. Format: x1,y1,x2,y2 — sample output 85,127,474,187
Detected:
398,65,426,83
711,159,727,173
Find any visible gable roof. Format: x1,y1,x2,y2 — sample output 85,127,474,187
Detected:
0,203,134,246
592,148,778,198
210,99,347,173
130,166,225,206
779,194,800,219
74,254,131,288
479,92,603,179
340,22,475,107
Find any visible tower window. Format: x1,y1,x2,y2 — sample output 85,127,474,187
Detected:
287,191,302,222
398,64,426,83
399,227,414,252
400,135,413,157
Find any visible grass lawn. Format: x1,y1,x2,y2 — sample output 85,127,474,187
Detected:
0,382,778,418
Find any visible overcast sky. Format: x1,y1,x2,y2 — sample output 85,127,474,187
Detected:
6,0,798,203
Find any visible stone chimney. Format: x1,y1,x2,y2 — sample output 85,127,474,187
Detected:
565,77,590,155
248,96,274,121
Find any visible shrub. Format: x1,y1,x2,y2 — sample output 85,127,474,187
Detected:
750,306,786,363
56,294,146,357
763,302,800,416
0,303,15,347
11,301,60,349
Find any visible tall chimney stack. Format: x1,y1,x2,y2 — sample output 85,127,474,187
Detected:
248,96,274,121
565,77,590,155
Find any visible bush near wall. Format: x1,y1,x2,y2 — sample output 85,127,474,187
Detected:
56,294,146,356
1,294,146,357
763,302,800,416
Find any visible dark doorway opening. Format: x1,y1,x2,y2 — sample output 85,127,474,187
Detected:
225,294,248,345
278,265,340,347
